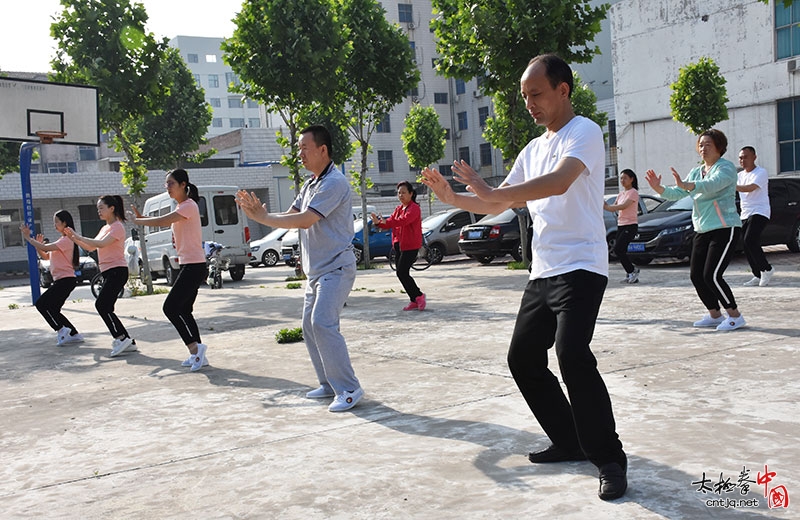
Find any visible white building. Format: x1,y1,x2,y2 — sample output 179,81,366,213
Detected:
610,0,796,181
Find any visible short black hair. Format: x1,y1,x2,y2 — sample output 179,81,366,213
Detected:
300,125,333,156
740,146,756,155
528,54,574,98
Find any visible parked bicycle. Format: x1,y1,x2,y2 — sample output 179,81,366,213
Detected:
388,237,433,272
205,241,230,289
90,271,125,299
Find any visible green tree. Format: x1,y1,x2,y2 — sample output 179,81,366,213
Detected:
136,48,214,170
431,0,607,160
337,0,420,267
401,104,446,214
669,56,728,135
0,142,18,177
222,0,350,196
51,0,167,293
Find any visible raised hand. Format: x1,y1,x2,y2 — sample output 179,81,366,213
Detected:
420,167,455,205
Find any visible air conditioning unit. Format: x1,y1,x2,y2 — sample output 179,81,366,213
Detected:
455,131,463,139
453,94,460,103
788,60,799,73
407,22,415,30
473,90,482,98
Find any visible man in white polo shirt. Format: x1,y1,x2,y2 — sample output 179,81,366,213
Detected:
422,54,626,501
737,146,774,286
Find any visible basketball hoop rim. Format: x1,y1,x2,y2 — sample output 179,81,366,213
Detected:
35,131,67,144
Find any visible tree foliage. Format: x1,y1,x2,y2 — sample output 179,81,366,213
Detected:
431,0,607,161
136,48,214,170
401,104,446,170
222,0,350,194
0,141,18,177
669,57,729,135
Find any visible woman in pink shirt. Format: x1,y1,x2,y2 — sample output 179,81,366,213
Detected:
603,169,641,284
130,169,209,372
20,210,84,346
67,195,135,357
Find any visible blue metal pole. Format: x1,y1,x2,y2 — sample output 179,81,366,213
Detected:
19,142,41,304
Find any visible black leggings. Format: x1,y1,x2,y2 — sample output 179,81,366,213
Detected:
614,224,638,274
690,227,740,311
163,263,207,346
36,277,78,333
95,266,131,339
394,243,422,301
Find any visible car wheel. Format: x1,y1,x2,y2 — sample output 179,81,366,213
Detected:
353,245,364,264
262,249,279,267
607,233,618,260
511,241,523,262
164,259,178,287
477,255,494,264
788,220,800,253
427,243,445,264
229,264,245,281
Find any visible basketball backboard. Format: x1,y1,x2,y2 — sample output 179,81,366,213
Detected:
0,77,99,146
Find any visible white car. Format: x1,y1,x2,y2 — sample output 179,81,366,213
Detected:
249,228,290,267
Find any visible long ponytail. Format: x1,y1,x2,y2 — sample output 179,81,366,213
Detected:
168,168,199,202
55,210,80,268
99,195,127,222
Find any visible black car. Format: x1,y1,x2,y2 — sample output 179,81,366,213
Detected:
760,176,800,252
38,248,100,288
458,208,526,264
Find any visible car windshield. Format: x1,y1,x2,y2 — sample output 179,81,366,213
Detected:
476,208,516,225
667,196,693,211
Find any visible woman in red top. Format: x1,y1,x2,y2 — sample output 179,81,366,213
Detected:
372,181,426,310
67,195,135,357
130,169,209,372
20,210,84,346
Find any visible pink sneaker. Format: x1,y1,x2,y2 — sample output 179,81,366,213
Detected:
403,301,418,311
416,293,426,311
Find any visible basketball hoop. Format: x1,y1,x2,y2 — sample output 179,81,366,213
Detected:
35,131,67,144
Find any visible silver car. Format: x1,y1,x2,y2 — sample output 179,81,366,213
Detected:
422,208,485,264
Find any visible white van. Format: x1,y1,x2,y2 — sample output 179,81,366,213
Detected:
140,186,251,285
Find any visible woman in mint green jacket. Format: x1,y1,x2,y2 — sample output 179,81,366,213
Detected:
645,129,745,331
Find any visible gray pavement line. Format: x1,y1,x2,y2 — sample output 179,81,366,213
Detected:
5,391,517,498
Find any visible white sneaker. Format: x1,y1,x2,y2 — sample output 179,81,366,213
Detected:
742,276,760,287
759,268,774,287
328,387,364,412
109,337,133,357
306,386,335,399
56,326,71,346
693,314,725,328
628,268,640,284
190,343,208,372
716,315,746,331
61,332,85,345
181,352,209,368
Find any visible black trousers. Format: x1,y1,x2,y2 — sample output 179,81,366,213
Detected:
394,243,422,301
690,227,740,311
95,267,130,339
614,224,638,274
35,277,78,333
507,270,624,468
742,214,771,277
163,263,207,345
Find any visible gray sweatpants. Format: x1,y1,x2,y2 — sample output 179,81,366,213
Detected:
302,263,360,394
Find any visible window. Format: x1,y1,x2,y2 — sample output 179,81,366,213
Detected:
455,78,466,95
476,75,486,89
457,111,468,131
478,106,489,128
2,208,41,247
439,164,452,176
228,97,243,108
458,147,470,165
225,72,240,87
78,146,96,161
409,41,416,51
198,197,209,227
248,118,261,128
213,195,239,225
378,150,394,172
78,205,104,239
208,74,219,88
212,118,223,127
776,3,800,59
398,4,413,23
376,114,391,133
205,54,217,63
407,86,419,98
448,212,473,229
480,143,492,166
434,92,448,104
230,118,245,128
246,99,259,108
444,128,451,140
209,98,221,107
187,53,198,63
777,98,800,173
193,74,201,86
46,162,78,174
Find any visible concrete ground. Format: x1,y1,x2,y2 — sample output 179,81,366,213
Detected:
0,250,798,519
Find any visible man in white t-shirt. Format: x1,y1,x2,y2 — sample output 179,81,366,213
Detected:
421,54,626,501
736,146,774,286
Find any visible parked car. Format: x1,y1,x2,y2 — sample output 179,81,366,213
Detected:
249,228,289,267
422,208,485,264
458,208,527,264
756,176,800,252
352,217,393,264
604,193,666,259
625,196,694,264
38,248,99,288
280,229,300,266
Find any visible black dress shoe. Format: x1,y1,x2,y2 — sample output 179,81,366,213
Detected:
528,444,587,463
598,457,627,500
